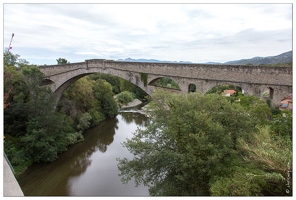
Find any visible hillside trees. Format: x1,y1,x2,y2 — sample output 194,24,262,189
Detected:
4,65,76,171
4,58,122,173
117,89,291,196
12,66,78,163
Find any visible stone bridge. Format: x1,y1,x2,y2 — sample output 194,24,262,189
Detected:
39,59,292,106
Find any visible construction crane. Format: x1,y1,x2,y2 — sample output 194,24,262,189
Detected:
7,33,14,52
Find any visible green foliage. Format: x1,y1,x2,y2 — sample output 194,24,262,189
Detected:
153,77,180,89
4,50,20,66
206,84,242,95
88,73,148,101
4,66,30,137
66,131,84,145
237,95,272,124
238,125,292,195
88,108,106,126
59,77,118,126
140,72,148,86
119,77,136,92
4,135,33,175
210,165,264,196
117,90,271,196
93,79,118,118
62,77,96,111
77,112,92,130
88,73,121,94
117,91,134,105
56,58,69,64
4,53,120,173
269,110,292,139
117,89,291,196
4,64,84,172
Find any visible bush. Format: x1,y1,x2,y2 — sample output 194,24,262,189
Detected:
117,91,134,105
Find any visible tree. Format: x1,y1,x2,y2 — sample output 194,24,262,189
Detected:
237,125,292,196
20,66,73,162
88,74,121,94
117,90,269,196
4,49,20,66
116,91,134,105
93,79,118,119
269,110,292,139
56,58,69,65
4,65,30,137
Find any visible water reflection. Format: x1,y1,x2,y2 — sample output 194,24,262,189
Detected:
17,112,149,196
86,117,119,153
120,111,150,127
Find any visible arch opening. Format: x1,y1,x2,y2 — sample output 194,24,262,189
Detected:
54,72,150,106
148,77,181,91
188,84,196,93
206,84,243,96
262,87,274,99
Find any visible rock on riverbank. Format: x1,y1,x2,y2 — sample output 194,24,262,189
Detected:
119,98,143,109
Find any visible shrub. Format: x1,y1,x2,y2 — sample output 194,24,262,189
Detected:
117,91,134,105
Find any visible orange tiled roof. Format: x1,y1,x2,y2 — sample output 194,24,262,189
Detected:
224,90,236,95
281,99,290,104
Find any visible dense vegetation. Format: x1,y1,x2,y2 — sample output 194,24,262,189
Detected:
3,52,147,174
117,90,292,196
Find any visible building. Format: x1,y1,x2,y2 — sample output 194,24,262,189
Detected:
279,94,292,111
223,89,236,97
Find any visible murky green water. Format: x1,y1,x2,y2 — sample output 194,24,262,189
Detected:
17,111,150,196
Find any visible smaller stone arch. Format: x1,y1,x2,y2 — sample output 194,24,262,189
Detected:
262,87,274,99
148,77,181,91
206,83,243,96
188,84,197,93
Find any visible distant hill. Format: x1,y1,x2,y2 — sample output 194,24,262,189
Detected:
116,57,192,64
223,51,292,65
117,51,292,66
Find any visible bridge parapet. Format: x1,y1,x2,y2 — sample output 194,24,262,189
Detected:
40,62,86,77
87,60,292,86
40,60,292,87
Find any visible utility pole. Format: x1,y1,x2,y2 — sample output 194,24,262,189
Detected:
8,33,14,52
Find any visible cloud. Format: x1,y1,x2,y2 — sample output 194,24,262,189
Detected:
3,3,292,65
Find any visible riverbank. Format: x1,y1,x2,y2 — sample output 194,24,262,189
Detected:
119,99,151,118
119,98,143,109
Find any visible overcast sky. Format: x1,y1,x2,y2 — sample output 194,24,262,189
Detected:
3,3,292,65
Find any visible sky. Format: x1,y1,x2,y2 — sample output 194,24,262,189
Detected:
2,2,293,65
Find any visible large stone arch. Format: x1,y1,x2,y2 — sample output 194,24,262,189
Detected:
43,68,151,105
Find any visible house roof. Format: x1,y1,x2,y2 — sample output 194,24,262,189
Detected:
223,90,236,95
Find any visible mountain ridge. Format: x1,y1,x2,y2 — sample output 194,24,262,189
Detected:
116,50,292,65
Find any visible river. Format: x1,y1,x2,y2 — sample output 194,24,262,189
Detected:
16,110,150,196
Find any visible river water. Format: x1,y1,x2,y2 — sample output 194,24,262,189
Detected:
17,111,150,196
